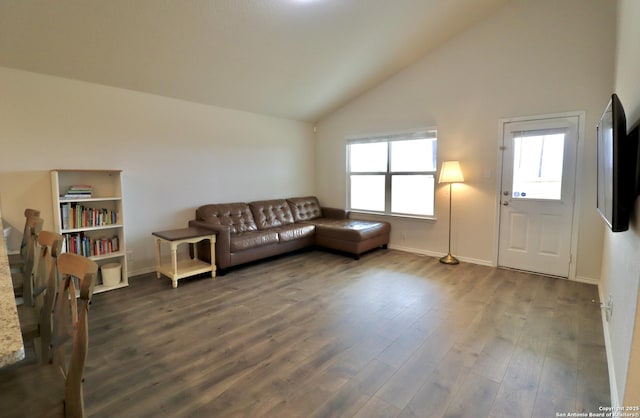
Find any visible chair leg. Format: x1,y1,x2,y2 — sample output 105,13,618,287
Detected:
382,244,388,249
24,274,34,307
33,336,43,364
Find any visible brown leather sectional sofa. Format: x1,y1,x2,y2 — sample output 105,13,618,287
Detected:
188,196,390,273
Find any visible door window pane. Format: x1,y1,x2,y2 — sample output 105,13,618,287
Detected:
350,175,385,211
390,139,437,172
512,133,564,200
349,142,388,172
391,175,435,216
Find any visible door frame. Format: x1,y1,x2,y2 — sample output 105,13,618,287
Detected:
494,111,586,281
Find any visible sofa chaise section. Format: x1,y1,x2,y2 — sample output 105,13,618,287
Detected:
287,196,390,259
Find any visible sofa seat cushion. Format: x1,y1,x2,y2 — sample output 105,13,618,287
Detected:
306,219,390,242
196,203,257,234
287,196,323,222
249,199,295,229
273,224,315,242
230,230,279,252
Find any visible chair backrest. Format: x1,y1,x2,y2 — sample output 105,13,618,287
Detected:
19,208,41,258
34,230,63,364
22,215,44,306
52,253,98,418
34,230,63,298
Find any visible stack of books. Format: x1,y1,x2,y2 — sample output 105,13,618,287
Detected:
59,204,118,230
62,185,93,199
63,233,119,257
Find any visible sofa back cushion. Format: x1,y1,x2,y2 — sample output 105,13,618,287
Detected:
287,196,323,222
249,199,295,229
196,203,257,234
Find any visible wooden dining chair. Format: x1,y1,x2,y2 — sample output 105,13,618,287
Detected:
0,253,98,418
8,208,41,269
17,230,63,364
11,215,44,305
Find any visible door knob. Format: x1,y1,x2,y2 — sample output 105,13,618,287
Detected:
502,201,509,206
503,191,509,196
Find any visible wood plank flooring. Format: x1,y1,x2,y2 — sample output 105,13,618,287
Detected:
73,250,611,416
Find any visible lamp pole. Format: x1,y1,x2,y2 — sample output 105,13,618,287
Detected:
438,160,463,265
448,182,452,256
440,181,459,264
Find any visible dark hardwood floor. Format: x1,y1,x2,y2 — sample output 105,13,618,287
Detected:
80,249,609,417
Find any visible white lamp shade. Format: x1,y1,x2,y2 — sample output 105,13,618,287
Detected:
439,161,464,183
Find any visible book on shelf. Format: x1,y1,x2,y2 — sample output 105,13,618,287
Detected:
59,203,119,230
61,184,93,199
61,195,93,199
62,233,119,257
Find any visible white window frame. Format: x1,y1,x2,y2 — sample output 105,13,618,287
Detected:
346,128,437,219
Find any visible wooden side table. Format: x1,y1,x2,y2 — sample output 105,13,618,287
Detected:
152,228,216,288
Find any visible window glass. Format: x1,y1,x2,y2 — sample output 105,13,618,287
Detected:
390,139,436,172
350,175,385,211
347,132,437,217
511,133,564,200
391,175,435,216
349,142,388,172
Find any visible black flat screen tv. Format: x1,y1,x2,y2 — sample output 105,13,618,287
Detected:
597,93,637,232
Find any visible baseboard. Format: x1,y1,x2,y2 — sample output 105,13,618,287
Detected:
127,266,156,278
387,244,442,258
599,283,620,408
456,255,495,267
387,244,495,267
572,275,600,286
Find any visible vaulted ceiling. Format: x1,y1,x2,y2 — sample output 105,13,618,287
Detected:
0,0,509,121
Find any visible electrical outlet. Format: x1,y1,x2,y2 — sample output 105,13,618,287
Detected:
400,232,406,242
126,250,133,262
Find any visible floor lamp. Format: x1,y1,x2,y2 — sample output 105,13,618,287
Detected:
439,161,464,265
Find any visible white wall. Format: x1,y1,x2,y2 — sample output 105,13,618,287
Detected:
0,67,315,274
316,0,615,280
605,0,640,405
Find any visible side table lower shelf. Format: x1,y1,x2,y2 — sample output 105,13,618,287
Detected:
152,228,216,288
156,259,213,281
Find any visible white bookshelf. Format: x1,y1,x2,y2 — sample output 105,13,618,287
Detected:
51,170,128,294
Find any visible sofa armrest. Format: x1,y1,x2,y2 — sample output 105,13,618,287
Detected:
188,220,231,268
321,207,350,220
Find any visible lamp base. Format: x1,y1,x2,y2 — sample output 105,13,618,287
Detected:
439,253,460,265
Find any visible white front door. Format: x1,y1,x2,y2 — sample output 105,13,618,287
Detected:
498,116,579,277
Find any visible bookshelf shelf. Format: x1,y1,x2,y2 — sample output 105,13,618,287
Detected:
89,251,124,262
51,170,128,292
61,224,123,234
59,197,122,203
